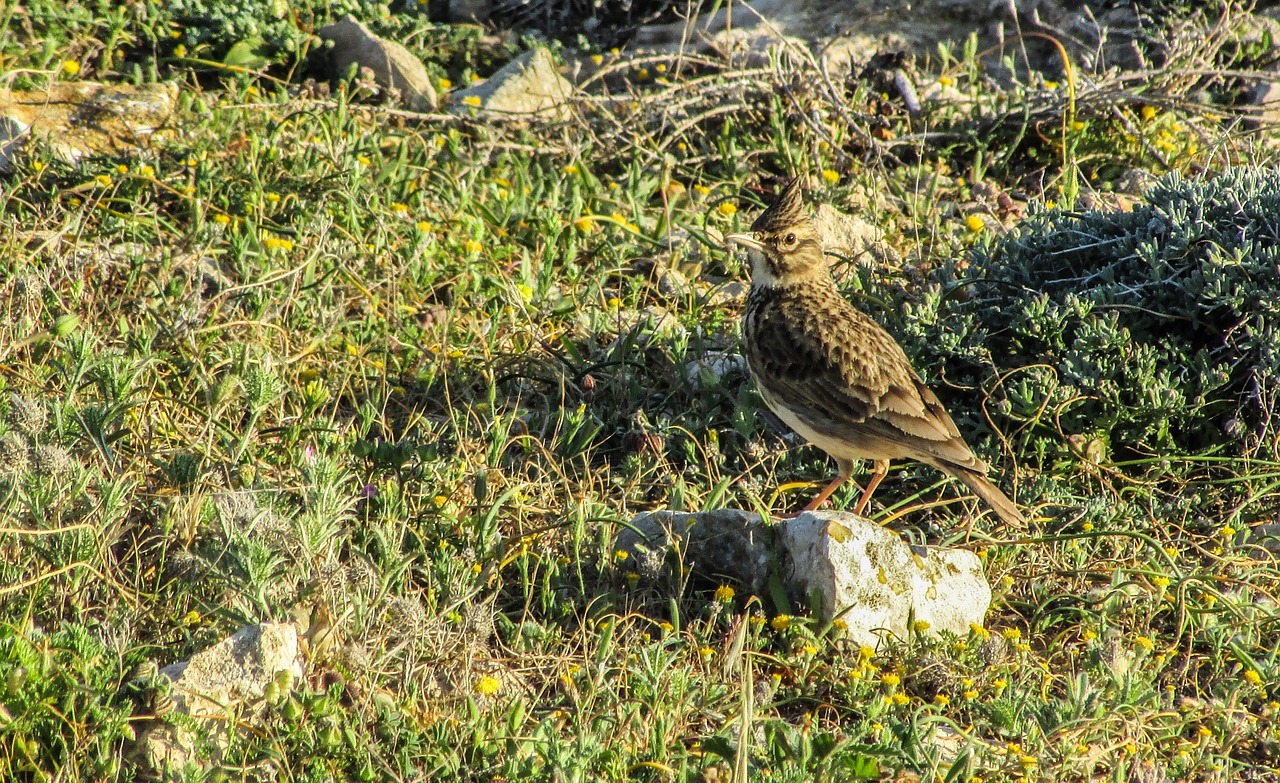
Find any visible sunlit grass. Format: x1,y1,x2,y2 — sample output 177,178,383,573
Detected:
1,1,1279,780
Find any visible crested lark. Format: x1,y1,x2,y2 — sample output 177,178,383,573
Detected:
727,177,1024,525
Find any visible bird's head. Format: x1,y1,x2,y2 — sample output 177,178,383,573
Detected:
726,177,826,287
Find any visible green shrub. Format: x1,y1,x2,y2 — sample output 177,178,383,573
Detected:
902,168,1280,475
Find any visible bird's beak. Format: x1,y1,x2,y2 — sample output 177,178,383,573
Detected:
725,233,765,252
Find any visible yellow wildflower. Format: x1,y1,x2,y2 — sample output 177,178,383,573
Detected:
475,676,500,696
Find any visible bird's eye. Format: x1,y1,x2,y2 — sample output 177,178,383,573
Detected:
784,233,797,245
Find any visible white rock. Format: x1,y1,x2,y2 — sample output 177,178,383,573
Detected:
138,622,304,774
814,203,885,266
778,511,990,646
0,114,29,172
450,47,573,120
319,15,437,111
683,351,747,389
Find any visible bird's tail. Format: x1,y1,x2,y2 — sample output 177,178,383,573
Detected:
947,466,1025,526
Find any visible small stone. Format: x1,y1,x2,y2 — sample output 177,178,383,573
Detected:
704,279,749,307
0,114,30,172
449,47,573,120
683,352,747,389
655,265,690,300
1250,523,1280,555
617,509,773,593
318,15,437,111
448,0,491,23
813,204,886,267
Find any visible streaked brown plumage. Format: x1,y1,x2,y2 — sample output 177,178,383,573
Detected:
727,177,1023,524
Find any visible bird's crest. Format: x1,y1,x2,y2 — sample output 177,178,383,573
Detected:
750,177,807,233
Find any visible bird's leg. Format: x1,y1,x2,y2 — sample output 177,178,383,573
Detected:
802,459,855,512
852,459,889,516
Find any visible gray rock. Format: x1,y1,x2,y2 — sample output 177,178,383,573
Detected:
318,15,436,111
1246,80,1280,129
618,510,774,592
448,0,491,23
137,622,303,774
779,512,990,645
450,47,573,120
1249,523,1280,554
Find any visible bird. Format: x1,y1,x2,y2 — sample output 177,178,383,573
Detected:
726,176,1024,525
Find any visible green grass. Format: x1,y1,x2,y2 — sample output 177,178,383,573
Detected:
2,1,1280,781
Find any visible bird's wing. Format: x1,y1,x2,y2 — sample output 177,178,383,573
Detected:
749,292,983,469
